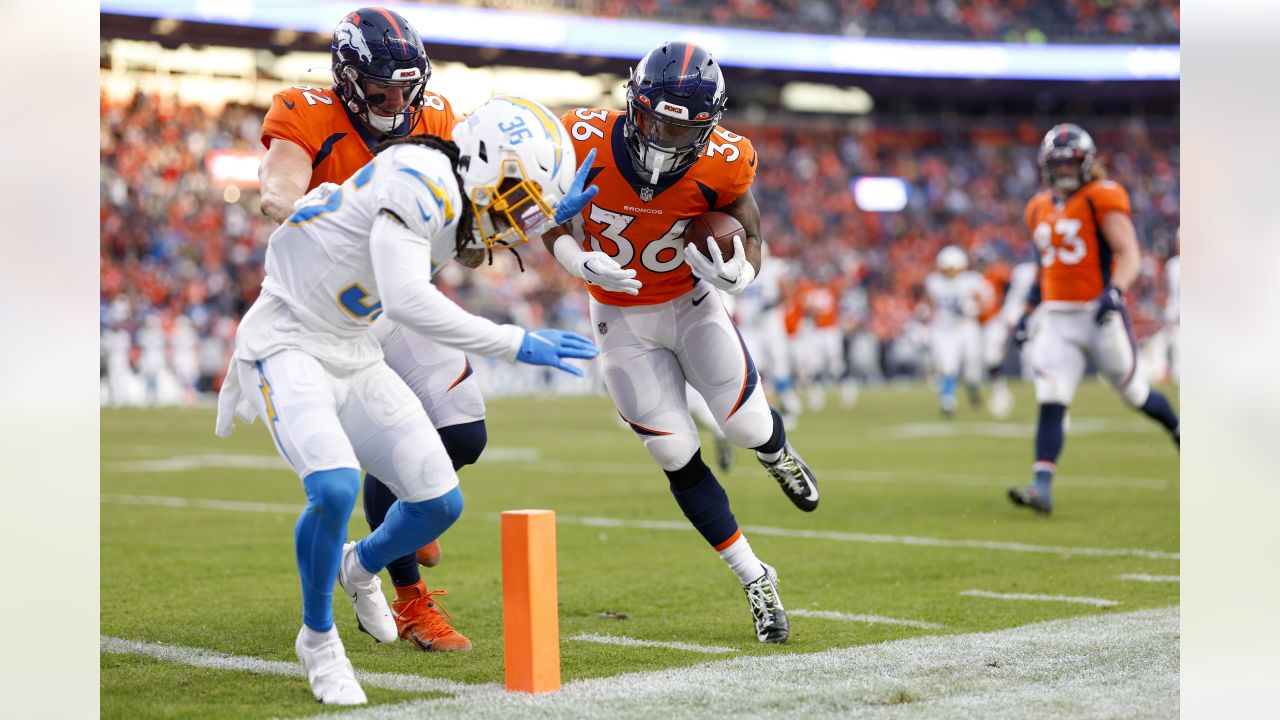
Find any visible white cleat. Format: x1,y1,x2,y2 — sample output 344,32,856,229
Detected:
339,541,398,643
295,626,367,705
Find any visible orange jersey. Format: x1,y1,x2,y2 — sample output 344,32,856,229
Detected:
978,262,1011,323
260,84,455,190
559,107,757,306
803,281,841,329
1024,179,1131,303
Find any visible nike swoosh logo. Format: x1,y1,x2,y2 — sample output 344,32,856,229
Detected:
283,99,295,110
691,292,710,306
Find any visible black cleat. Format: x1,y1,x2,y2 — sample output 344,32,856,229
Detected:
758,441,819,511
1007,485,1053,515
743,563,789,644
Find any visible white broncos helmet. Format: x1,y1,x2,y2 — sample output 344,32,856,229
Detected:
937,245,968,274
452,96,577,250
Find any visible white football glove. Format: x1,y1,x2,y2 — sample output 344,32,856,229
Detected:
553,235,641,295
292,182,340,210
684,235,756,295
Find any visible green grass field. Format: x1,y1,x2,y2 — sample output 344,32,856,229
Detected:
101,381,1179,718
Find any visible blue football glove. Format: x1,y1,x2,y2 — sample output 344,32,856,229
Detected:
1093,285,1126,325
517,329,599,376
552,148,598,226
1011,314,1031,349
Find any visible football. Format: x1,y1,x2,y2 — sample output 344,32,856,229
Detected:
683,211,745,259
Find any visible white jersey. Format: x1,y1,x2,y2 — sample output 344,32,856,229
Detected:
736,259,783,330
1001,262,1040,324
237,144,468,370
925,271,989,329
1164,255,1179,324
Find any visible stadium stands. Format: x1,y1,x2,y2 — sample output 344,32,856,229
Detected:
99,90,1178,404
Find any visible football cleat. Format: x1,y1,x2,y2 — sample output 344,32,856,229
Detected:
1007,485,1053,515
393,582,473,652
338,542,398,643
714,435,735,473
758,441,819,512
742,562,789,644
416,540,441,568
295,627,367,705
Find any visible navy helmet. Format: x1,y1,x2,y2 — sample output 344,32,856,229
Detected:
1038,123,1096,194
625,42,727,183
331,7,430,136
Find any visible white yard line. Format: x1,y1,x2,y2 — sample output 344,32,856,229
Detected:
100,636,489,696
302,606,1178,720
565,633,736,654
959,590,1121,607
1116,574,1180,583
100,494,1180,561
788,609,947,630
102,493,298,514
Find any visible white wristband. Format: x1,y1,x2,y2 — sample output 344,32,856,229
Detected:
553,234,587,279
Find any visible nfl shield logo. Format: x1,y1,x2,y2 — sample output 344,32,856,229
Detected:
597,322,608,335
639,186,654,203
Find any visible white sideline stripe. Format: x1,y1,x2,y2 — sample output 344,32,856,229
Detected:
102,452,1169,490
310,606,1178,720
959,589,1122,607
553,515,1180,560
875,417,1153,440
788,609,947,630
565,633,736,654
100,636,489,696
103,494,298,514
100,495,1180,561
1116,573,1180,583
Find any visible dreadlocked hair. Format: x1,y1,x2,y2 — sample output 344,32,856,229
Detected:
372,134,476,259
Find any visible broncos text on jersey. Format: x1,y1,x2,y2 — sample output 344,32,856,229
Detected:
559,107,757,306
1024,179,1131,305
260,84,455,190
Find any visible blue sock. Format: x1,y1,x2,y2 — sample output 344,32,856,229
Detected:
363,474,420,588
297,468,361,632
1139,391,1180,433
356,486,464,575
666,453,740,548
940,376,957,408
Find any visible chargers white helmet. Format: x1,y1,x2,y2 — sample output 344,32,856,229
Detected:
452,97,577,250
937,245,968,274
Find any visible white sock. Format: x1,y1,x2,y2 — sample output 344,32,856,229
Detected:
756,447,783,463
300,624,339,650
343,543,375,584
718,533,765,585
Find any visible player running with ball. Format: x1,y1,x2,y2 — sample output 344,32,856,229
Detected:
543,42,820,644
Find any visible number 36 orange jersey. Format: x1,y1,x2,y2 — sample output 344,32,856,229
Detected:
1024,179,1131,304
559,108,758,306
260,84,455,191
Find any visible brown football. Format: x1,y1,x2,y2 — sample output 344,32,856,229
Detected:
682,211,745,259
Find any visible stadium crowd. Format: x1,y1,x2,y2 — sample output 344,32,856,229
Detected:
100,91,1179,404
429,0,1180,43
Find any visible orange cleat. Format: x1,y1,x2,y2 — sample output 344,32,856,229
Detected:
392,581,472,652
416,540,441,568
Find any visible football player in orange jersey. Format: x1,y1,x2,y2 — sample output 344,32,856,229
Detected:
541,42,820,644
975,248,1015,417
256,7,474,652
1007,124,1180,515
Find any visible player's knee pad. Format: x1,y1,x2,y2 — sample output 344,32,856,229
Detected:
302,468,360,527
1118,374,1150,407
719,389,774,449
642,431,700,472
437,420,487,470
664,451,711,492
